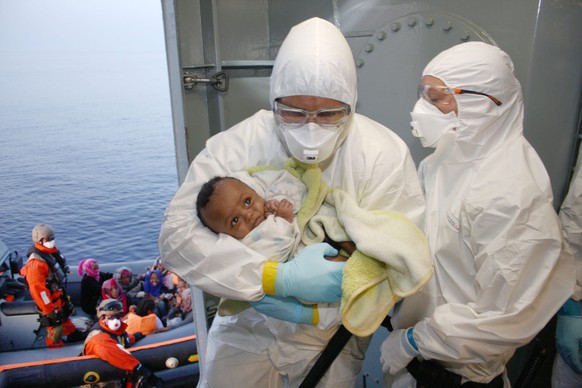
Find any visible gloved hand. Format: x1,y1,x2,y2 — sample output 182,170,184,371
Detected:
48,309,66,324
132,363,152,381
263,243,344,304
556,298,582,374
132,363,164,388
250,295,318,325
380,328,419,375
133,332,145,342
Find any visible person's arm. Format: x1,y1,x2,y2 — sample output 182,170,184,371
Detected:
127,281,143,299
84,333,140,372
159,111,342,303
555,143,582,373
159,113,275,300
414,194,573,364
23,260,56,315
274,199,294,223
559,148,582,301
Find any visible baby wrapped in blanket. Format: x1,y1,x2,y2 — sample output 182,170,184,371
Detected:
197,161,432,335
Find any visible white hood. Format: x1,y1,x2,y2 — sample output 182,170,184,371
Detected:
423,42,524,162
269,17,357,106
269,17,356,162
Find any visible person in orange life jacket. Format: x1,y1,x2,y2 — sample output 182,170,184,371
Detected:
102,277,128,314
20,223,86,347
83,299,163,387
79,257,112,317
126,298,166,336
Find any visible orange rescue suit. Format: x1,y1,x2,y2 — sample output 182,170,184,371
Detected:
83,319,141,372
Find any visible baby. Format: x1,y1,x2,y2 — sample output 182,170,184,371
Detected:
196,170,353,261
197,175,294,239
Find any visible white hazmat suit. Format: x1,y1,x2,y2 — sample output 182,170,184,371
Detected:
552,142,582,387
386,42,575,386
159,17,425,387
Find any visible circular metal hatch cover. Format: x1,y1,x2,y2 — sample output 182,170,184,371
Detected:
355,12,496,164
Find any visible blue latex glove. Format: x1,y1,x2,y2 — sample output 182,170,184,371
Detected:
380,328,419,375
268,243,344,303
250,295,318,324
556,298,582,374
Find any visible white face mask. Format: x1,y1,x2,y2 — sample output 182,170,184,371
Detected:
42,240,56,249
410,98,459,148
281,122,343,164
106,318,122,331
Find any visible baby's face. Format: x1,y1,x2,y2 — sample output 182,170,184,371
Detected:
201,178,266,239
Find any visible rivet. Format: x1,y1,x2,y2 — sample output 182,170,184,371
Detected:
443,21,453,31
425,16,435,26
460,31,470,41
356,59,365,68
408,17,417,27
365,43,375,53
376,31,387,41
391,22,401,32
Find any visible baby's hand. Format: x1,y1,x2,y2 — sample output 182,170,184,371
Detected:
276,199,294,223
265,199,280,215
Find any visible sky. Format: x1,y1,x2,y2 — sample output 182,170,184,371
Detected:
0,0,176,262
0,0,166,53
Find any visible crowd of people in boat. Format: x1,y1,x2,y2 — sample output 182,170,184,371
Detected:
77,256,193,335
20,223,193,349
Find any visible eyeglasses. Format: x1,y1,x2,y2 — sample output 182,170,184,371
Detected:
273,100,351,128
418,84,502,106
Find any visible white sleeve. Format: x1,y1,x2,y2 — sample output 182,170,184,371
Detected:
158,111,289,301
560,144,582,300
416,186,573,364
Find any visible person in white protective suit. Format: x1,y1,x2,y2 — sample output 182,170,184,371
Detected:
158,17,425,387
380,41,575,387
552,142,582,388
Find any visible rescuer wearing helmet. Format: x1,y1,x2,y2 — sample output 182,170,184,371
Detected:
83,299,163,387
20,223,85,347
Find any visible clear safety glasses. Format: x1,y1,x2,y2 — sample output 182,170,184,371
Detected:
273,100,351,128
418,84,502,106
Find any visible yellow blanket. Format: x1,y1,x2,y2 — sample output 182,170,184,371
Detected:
287,159,433,337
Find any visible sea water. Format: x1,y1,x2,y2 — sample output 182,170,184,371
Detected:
0,50,178,265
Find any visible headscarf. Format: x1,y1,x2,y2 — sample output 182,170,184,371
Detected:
101,278,128,313
144,269,163,297
113,266,137,291
78,258,100,281
270,17,357,159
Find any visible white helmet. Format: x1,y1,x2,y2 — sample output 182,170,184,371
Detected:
97,299,123,319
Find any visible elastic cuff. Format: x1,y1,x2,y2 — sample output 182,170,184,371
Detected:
406,328,419,352
262,262,278,295
312,305,319,325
